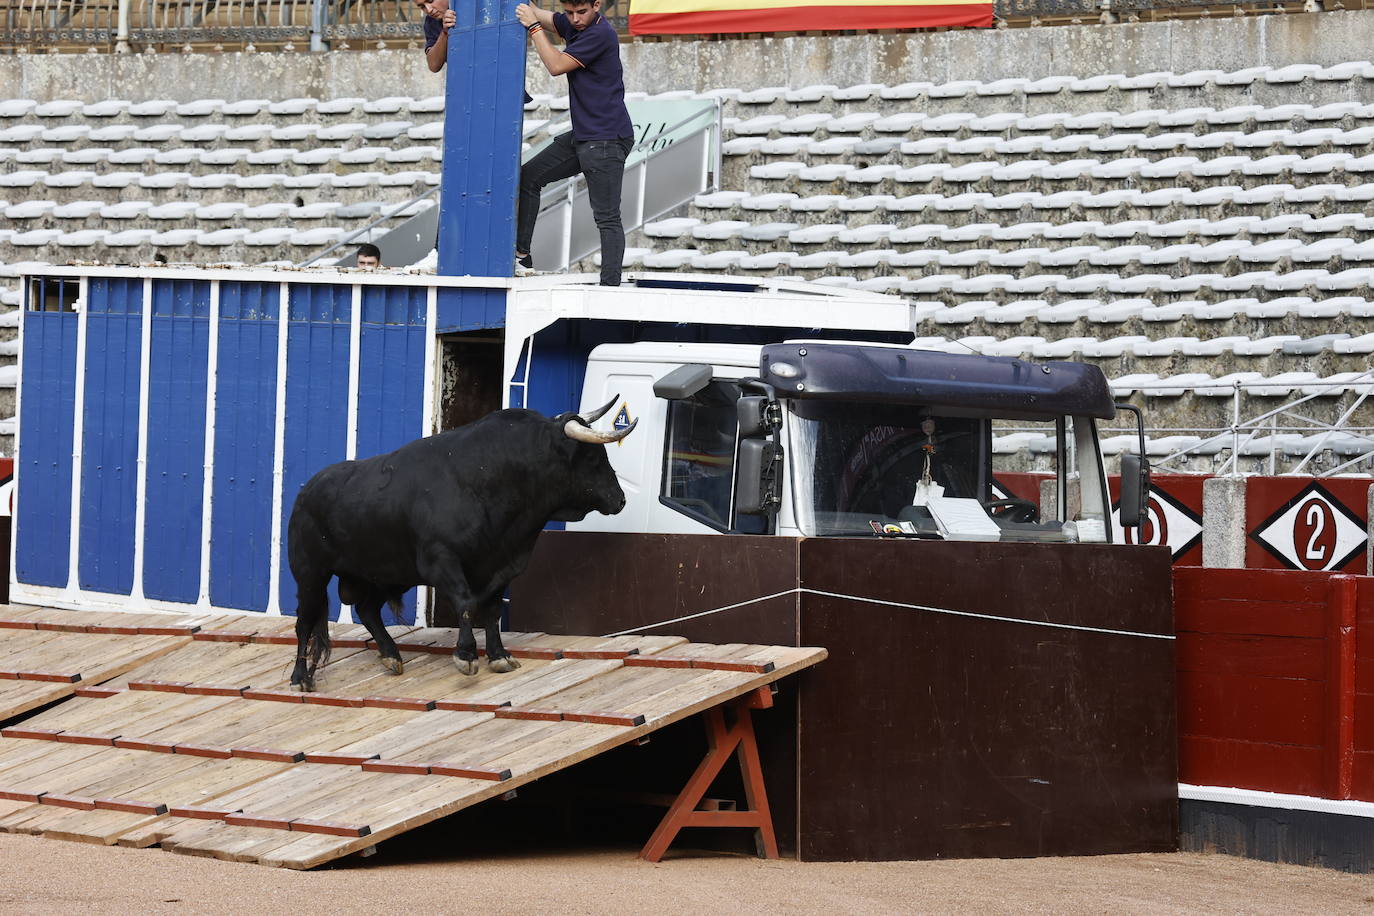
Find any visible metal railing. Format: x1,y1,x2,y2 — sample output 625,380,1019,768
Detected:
992,374,1374,477
0,0,1332,50
0,0,421,50
528,98,721,272
996,0,1332,20
1147,374,1374,477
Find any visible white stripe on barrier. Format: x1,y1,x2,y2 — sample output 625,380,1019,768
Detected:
603,589,800,637
605,587,1175,641
1180,783,1374,819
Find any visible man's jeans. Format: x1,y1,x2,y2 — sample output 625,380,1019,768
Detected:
516,132,632,286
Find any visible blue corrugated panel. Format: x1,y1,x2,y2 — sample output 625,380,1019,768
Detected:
356,286,426,459
435,287,505,332
354,285,427,624
141,279,211,604
210,281,281,612
15,284,79,587
437,0,526,277
78,277,143,595
278,283,352,619
525,324,589,420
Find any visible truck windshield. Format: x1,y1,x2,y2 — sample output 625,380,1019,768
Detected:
788,402,983,537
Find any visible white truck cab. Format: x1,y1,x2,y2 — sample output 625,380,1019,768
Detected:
570,339,1149,543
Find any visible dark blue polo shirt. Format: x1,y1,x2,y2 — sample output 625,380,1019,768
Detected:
554,12,632,141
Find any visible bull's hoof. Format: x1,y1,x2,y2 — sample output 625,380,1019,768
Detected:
291,678,315,693
453,656,480,677
487,655,521,674
380,656,404,675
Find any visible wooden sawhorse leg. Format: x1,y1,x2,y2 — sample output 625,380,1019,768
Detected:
639,686,779,862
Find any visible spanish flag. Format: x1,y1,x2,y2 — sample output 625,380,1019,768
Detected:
628,0,992,35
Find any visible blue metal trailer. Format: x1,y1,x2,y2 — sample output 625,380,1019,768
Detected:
13,268,912,621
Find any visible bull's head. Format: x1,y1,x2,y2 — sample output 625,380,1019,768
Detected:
550,395,637,521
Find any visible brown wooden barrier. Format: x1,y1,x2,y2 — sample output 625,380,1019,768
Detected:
513,532,1178,861
1173,567,1372,801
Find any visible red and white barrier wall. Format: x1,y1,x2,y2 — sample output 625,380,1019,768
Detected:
998,472,1373,573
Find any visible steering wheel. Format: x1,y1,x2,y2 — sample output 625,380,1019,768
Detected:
673,497,725,525
984,497,1040,524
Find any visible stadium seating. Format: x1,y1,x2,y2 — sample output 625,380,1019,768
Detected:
3,61,1374,469
608,64,1374,473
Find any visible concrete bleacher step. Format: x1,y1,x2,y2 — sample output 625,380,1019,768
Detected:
8,65,1374,465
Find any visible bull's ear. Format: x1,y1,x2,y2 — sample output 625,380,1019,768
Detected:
549,414,581,460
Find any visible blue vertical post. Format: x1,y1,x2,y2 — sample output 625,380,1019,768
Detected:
79,277,143,596
437,0,528,277
142,278,211,604
278,283,352,619
211,281,281,612
15,281,79,588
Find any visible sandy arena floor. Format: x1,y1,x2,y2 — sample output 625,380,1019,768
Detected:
0,832,1369,915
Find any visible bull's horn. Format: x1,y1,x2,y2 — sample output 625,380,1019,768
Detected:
564,417,638,444
580,394,619,425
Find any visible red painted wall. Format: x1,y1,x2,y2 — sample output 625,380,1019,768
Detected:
992,472,1048,505
1175,567,1370,801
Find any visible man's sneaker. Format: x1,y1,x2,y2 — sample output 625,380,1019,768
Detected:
514,253,535,277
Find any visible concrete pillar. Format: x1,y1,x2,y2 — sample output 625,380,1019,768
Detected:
310,0,327,53
1367,484,1373,576
115,0,130,53
1039,477,1080,523
1203,476,1248,569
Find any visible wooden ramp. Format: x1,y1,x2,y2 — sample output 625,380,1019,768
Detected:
0,605,208,722
0,606,824,869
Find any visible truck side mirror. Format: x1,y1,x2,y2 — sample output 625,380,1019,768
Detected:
1119,452,1151,528
653,364,712,400
736,439,782,516
737,396,781,438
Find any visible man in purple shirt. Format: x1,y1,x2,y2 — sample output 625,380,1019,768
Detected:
514,0,633,286
416,0,456,73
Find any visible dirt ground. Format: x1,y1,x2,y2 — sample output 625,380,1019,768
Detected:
0,832,1369,915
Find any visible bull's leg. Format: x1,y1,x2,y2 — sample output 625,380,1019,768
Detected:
353,592,404,676
290,613,313,692
289,580,331,692
452,605,481,677
477,596,520,673
287,506,333,692
418,549,483,676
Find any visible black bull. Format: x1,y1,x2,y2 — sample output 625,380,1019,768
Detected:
286,400,636,691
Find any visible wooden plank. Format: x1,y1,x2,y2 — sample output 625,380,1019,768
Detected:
1175,598,1327,639
0,630,194,720
1180,670,1325,746
1175,632,1326,680
22,754,288,845
1179,734,1326,797
1173,568,1332,604
0,608,825,868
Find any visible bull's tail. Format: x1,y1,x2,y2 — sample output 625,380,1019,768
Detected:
305,610,332,676
387,596,405,626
